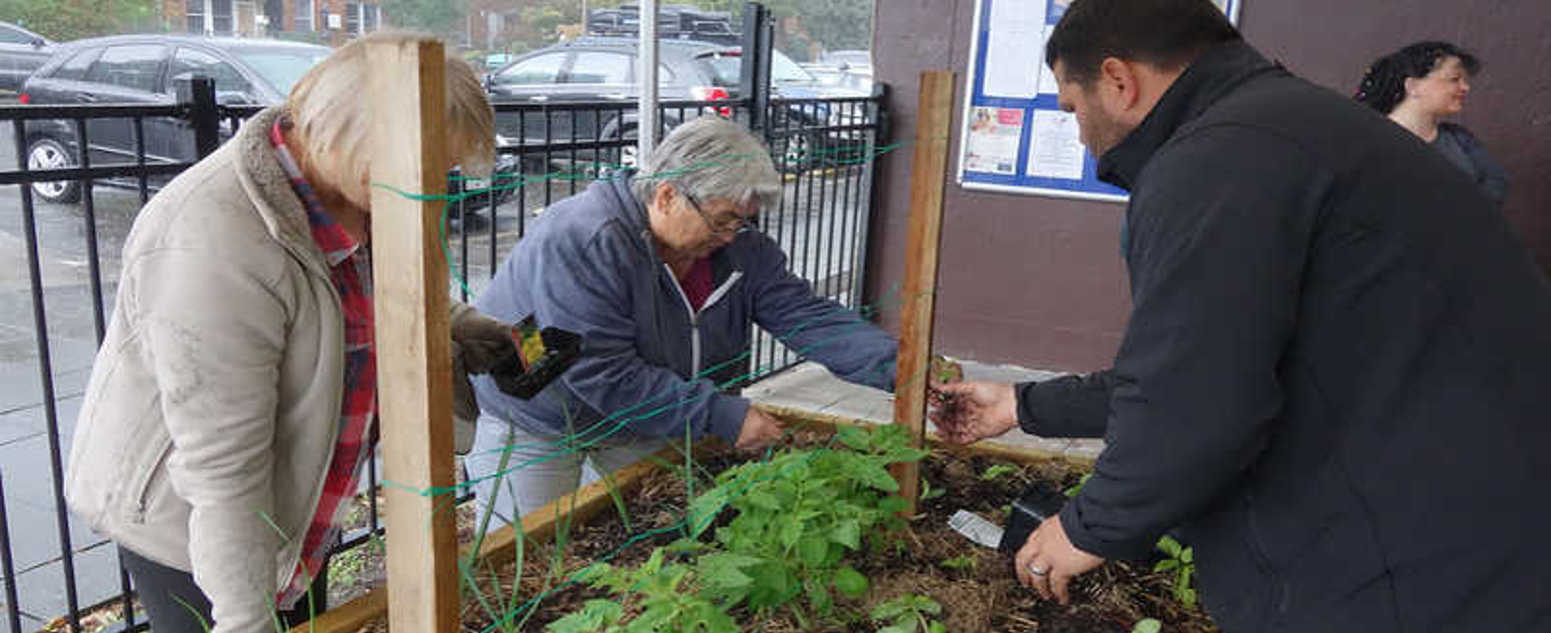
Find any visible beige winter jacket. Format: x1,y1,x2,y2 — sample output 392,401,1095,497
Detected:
65,106,478,633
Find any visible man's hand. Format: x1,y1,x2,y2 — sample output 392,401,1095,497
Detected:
928,381,1018,444
734,407,784,451
1015,515,1106,605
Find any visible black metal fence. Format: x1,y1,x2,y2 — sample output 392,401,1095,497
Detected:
0,79,884,631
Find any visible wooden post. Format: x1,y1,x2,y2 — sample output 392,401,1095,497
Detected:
889,70,955,514
367,38,459,633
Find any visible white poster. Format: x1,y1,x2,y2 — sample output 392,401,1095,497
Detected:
1027,110,1085,180
1037,25,1061,95
963,107,1025,175
981,0,1046,99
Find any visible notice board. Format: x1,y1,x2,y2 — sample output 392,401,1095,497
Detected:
956,0,1242,202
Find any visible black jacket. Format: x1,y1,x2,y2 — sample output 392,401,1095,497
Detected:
1020,42,1551,632
1433,122,1508,208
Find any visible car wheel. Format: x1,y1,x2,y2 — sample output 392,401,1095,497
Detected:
773,132,816,175
616,125,639,171
27,136,80,204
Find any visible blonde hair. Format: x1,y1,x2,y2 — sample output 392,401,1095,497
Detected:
284,31,494,210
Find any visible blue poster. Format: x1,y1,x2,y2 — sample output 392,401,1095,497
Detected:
956,0,1241,202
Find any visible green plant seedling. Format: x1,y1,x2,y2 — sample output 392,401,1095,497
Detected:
939,554,976,570
1153,535,1198,607
871,594,946,633
1131,618,1163,633
980,464,1018,481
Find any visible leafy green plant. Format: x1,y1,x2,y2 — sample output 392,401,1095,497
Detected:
871,594,946,633
685,424,926,617
980,464,1018,481
1153,535,1197,607
546,551,738,633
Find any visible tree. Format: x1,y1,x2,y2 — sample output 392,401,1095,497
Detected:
0,0,160,41
761,0,872,58
381,0,467,43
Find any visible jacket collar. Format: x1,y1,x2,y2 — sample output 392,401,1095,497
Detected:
1097,40,1281,191
230,106,333,277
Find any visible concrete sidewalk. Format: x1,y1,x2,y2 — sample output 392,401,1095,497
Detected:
743,359,1105,461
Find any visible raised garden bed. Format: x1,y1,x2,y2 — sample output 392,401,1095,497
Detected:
297,407,1218,633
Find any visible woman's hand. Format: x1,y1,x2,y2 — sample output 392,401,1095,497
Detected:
735,407,785,451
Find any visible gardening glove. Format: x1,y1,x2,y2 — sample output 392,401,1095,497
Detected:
450,302,518,454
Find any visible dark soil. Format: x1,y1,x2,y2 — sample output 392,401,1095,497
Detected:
358,432,1219,633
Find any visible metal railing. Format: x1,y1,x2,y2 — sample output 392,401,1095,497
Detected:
0,77,884,633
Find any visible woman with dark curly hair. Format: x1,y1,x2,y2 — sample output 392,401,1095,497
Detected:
1355,41,1508,206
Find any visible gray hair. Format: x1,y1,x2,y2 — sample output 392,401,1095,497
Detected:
631,116,781,212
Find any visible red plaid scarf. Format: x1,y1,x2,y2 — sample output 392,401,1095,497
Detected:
270,121,377,608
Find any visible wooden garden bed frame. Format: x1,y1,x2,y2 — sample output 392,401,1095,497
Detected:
289,405,1097,633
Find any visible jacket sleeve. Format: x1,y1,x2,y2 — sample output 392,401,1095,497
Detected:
1059,127,1323,561
134,247,286,633
529,225,748,443
1015,370,1115,439
745,236,898,392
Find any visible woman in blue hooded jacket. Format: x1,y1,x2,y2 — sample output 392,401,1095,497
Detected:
466,117,898,522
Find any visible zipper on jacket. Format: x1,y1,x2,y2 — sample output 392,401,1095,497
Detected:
131,439,175,522
664,264,742,378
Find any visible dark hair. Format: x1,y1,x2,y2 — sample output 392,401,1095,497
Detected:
1045,0,1241,85
1354,41,1481,114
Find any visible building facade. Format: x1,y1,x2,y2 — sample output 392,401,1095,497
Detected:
161,0,384,44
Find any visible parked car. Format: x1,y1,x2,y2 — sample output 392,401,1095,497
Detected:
487,36,867,173
0,21,52,92
19,34,519,210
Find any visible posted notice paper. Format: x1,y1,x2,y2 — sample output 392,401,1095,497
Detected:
963,107,1025,175
1027,110,1085,180
982,0,1046,99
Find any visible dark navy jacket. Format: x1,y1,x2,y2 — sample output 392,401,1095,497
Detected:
472,175,896,444
1019,41,1551,632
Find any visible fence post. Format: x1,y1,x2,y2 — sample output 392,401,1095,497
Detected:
739,2,772,133
176,76,221,159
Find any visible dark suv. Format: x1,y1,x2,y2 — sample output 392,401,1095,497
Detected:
20,35,330,203
488,36,865,172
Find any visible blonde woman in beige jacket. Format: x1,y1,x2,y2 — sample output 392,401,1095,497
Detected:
65,33,515,633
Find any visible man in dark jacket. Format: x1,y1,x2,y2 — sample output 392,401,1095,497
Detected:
932,0,1551,631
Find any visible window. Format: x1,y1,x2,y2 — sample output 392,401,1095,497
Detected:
363,4,379,32
171,48,252,96
85,45,167,93
231,47,327,94
345,3,360,35
293,0,313,31
494,53,565,86
212,0,234,35
565,52,630,84
0,25,35,45
50,48,101,82
186,0,205,33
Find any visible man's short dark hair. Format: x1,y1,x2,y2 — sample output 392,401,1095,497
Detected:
1046,0,1241,85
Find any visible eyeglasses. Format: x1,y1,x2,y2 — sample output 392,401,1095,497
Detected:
680,188,755,236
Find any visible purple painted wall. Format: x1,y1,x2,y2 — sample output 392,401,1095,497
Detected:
866,0,1551,372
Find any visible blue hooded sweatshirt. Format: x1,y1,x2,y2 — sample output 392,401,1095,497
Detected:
472,174,896,444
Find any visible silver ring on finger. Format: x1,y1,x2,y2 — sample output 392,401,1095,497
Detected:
1029,564,1050,577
